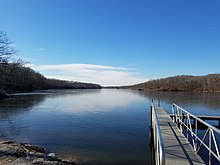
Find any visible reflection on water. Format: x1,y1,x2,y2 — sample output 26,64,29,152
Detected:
44,89,144,114
144,91,220,115
0,89,150,165
145,91,220,107
0,89,220,164
0,94,47,140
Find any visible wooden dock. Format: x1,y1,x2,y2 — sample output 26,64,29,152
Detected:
155,107,205,165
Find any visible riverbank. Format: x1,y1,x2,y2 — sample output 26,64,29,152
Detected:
0,141,76,165
127,74,220,92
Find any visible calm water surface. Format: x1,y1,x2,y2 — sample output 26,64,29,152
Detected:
0,89,220,164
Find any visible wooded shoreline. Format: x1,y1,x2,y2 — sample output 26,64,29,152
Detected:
125,74,220,92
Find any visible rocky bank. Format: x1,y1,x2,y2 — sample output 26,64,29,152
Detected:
0,141,76,165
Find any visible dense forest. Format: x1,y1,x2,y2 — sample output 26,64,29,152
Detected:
0,30,101,98
0,63,101,92
129,74,220,92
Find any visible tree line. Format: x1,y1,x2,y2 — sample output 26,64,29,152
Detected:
129,74,220,92
0,30,101,96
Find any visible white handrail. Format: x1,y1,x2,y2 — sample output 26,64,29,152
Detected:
151,102,165,165
172,103,220,165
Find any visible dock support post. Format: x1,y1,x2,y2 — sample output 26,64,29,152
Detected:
158,99,160,107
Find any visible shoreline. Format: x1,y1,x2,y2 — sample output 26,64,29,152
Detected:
0,140,77,165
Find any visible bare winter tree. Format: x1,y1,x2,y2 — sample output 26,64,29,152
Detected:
0,31,22,92
0,31,16,63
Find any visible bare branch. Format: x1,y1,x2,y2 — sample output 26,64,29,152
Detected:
0,30,16,63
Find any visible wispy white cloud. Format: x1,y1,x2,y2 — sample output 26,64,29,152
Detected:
32,63,148,86
35,48,46,51
35,64,132,71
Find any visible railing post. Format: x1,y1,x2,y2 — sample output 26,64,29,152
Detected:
172,104,174,122
187,114,189,140
180,109,182,132
176,107,179,123
158,99,160,107
195,119,198,151
209,129,212,165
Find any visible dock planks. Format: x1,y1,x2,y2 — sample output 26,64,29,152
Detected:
155,107,205,165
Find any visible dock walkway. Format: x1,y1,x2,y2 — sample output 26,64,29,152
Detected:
155,107,205,165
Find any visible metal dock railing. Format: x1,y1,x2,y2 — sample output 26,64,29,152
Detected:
172,103,220,165
149,100,219,165
150,101,165,165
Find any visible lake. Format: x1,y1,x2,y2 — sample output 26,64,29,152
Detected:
0,89,220,164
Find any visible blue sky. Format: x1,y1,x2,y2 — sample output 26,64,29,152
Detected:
0,0,220,86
